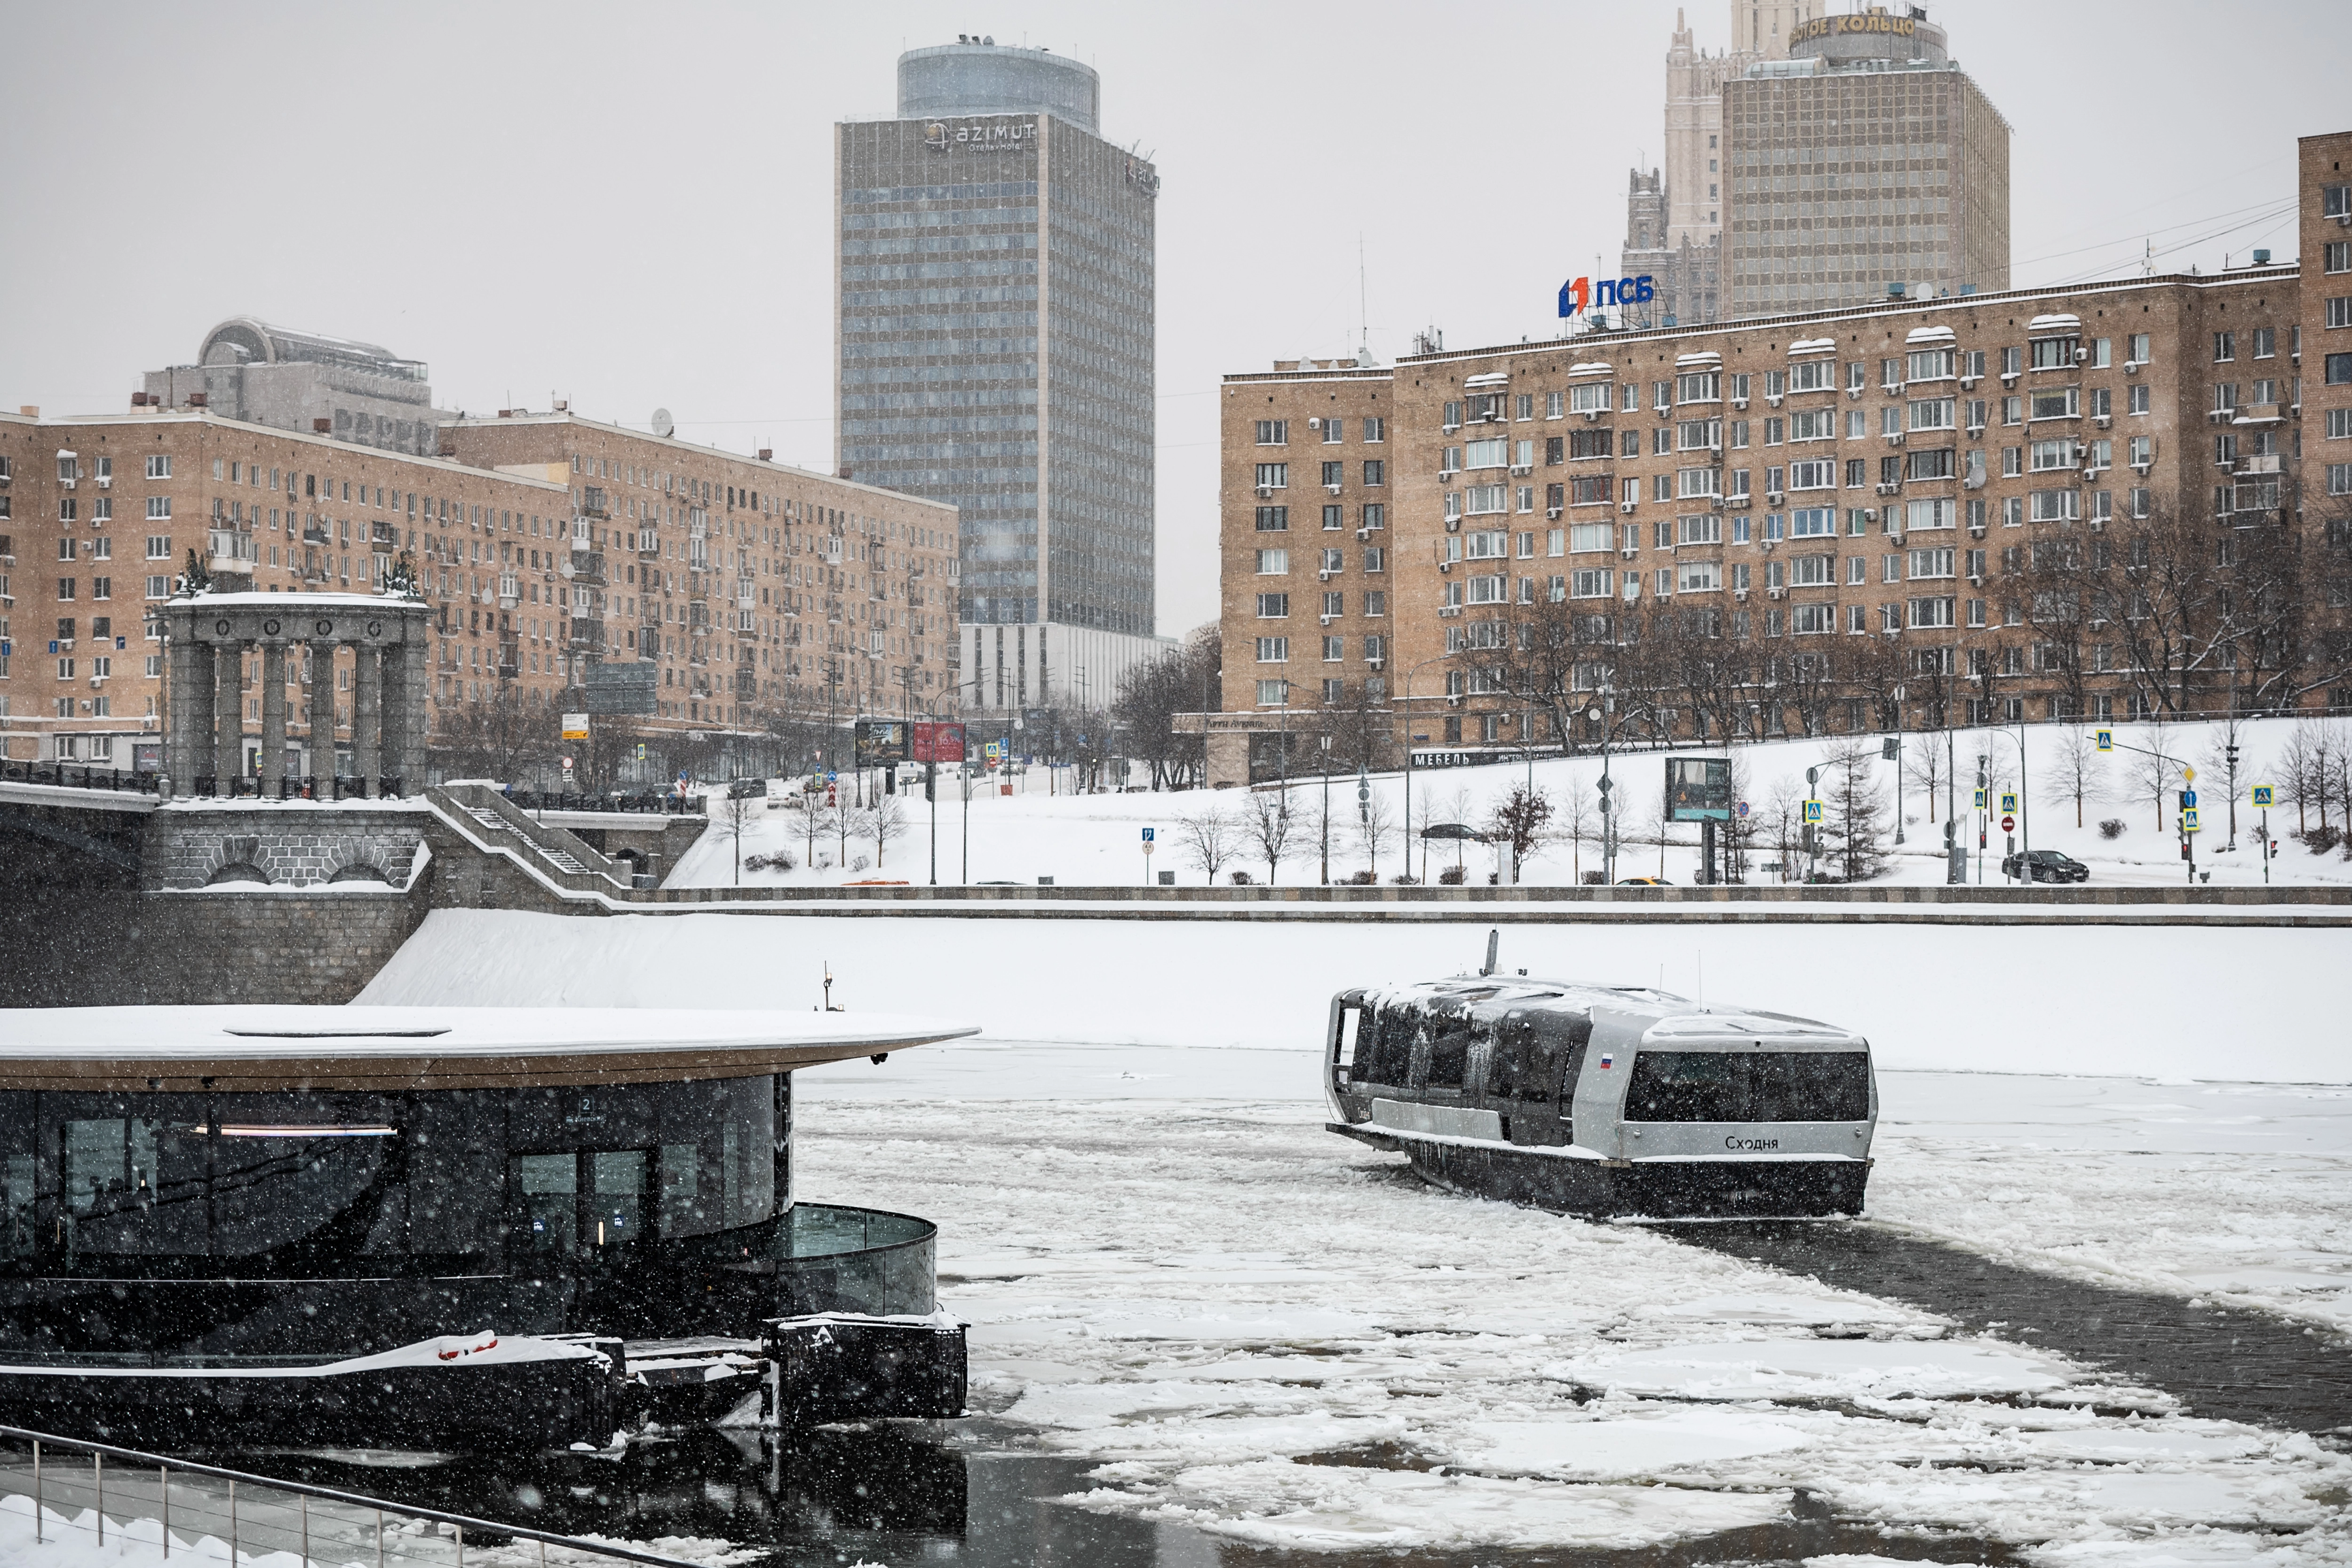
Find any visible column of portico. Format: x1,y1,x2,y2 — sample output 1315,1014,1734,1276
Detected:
212,642,244,788
352,644,381,792
163,607,204,795
307,640,340,783
260,643,289,792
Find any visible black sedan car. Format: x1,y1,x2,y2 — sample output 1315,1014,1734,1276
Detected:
2002,848,2090,883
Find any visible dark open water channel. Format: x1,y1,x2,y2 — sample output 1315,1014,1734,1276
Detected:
197,1218,2347,1565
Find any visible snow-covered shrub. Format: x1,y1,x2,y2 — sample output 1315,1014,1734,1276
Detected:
2098,818,2126,839
1581,869,1606,885
850,854,872,872
1229,869,1254,884
1438,865,1467,885
2305,824,2343,855
1389,873,1418,885
1344,869,1376,885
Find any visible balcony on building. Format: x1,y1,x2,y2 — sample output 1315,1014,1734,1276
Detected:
206,528,258,577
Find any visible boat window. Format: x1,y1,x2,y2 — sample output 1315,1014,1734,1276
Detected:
207,1094,405,1259
1425,1011,1473,1090
61,1103,211,1260
1333,1001,1366,1081
1623,1051,1871,1123
1361,1003,1414,1086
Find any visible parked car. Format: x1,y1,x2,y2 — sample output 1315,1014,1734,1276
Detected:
1616,876,1672,886
2001,848,2089,883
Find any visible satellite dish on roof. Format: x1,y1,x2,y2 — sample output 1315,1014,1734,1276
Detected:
652,408,675,438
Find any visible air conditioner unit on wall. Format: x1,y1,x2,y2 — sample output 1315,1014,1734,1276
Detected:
1621,501,1637,514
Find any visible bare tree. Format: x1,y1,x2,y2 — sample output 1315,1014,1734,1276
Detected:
795,784,836,869
1112,622,1223,789
1243,789,1297,885
1486,785,1554,884
1355,786,1398,880
2050,728,2106,828
2280,720,2322,836
1763,775,1806,882
1902,732,1946,824
717,790,760,886
865,793,908,868
1174,800,1239,885
2129,737,2185,832
1558,774,1595,884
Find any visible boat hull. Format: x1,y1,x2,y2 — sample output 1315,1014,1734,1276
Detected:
1329,1122,1869,1218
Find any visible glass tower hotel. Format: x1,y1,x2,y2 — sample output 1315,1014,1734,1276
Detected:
836,40,1171,717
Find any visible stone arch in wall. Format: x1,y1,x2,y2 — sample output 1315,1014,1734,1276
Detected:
324,837,400,888
202,835,273,887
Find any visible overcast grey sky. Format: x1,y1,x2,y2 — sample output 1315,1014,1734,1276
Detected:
4,1,2346,637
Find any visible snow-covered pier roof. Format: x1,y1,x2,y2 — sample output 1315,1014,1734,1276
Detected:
0,1005,978,1092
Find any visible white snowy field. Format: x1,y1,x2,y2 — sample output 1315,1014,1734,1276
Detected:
668,716,2352,892
777,1046,2352,1560
363,907,2349,1082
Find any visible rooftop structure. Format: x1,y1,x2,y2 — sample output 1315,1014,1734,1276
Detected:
143,318,455,457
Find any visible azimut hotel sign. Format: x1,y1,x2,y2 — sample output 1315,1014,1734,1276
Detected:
1558,273,1655,318
922,119,1037,151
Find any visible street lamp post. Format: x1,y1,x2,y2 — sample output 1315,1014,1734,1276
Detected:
1588,685,1620,884
1319,733,1334,884
1399,653,1455,884
1891,684,1906,847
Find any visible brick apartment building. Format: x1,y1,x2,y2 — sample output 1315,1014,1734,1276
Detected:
1211,131,2352,785
442,414,960,744
0,409,573,772
0,405,960,778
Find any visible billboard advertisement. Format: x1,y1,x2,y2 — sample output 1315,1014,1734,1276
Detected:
1664,755,1733,822
853,718,909,768
911,722,967,764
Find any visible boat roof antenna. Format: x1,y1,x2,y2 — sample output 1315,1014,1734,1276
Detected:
1480,929,1499,977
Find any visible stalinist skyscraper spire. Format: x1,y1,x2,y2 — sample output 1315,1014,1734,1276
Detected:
1619,1,1820,328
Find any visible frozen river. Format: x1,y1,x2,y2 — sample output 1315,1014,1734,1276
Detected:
21,1042,2338,1564
765,1042,2352,1561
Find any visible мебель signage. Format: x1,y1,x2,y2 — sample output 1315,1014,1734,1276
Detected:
1559,274,1655,318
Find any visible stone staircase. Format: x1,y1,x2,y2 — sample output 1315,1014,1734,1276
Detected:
429,783,636,898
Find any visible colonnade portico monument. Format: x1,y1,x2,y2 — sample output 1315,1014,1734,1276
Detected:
160,589,430,798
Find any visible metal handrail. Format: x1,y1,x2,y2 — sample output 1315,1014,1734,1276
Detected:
0,1424,707,1567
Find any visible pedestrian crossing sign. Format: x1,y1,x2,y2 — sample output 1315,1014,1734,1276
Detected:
2095,728,2113,752
1802,799,1823,824
2252,785,2274,808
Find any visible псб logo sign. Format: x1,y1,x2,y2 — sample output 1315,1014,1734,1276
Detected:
1558,274,1656,318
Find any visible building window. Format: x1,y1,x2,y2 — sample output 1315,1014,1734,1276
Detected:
1255,549,1288,574
1363,461,1385,486
1254,505,1288,532
1322,461,1344,487
1255,421,1288,446
1255,638,1289,664
1255,463,1287,489
2328,298,2352,331
146,496,171,520
1256,593,1289,618
1323,419,1344,444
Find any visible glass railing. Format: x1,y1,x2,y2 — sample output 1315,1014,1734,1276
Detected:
0,1426,705,1566
773,1203,938,1319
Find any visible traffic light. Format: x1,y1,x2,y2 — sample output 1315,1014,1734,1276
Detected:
884,769,897,796
924,763,937,802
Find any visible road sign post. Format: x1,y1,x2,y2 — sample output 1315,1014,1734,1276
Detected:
1142,826,1156,886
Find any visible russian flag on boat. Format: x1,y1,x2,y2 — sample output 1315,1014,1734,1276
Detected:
1599,1053,1614,1069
